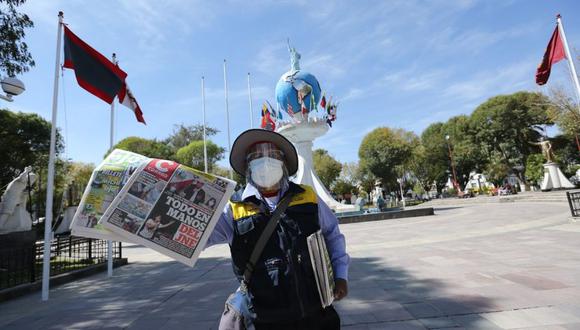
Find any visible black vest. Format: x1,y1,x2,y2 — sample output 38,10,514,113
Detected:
229,183,322,322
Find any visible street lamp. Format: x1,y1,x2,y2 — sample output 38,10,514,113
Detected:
0,77,26,102
445,135,459,195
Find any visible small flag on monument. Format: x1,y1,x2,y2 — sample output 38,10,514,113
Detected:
260,103,276,131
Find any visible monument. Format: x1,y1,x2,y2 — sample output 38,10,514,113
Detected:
0,166,37,255
530,138,575,191
0,166,36,234
274,42,357,212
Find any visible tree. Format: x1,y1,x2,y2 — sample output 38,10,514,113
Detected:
359,127,418,190
65,162,95,205
470,91,553,184
332,179,356,197
0,109,63,190
525,153,544,187
164,124,219,151
0,0,35,76
111,136,174,160
339,161,375,196
418,122,449,192
312,149,342,189
443,115,486,188
548,87,580,143
174,140,225,172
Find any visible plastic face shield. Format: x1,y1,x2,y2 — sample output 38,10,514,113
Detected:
246,142,285,163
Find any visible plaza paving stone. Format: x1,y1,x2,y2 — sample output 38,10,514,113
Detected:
1,199,579,329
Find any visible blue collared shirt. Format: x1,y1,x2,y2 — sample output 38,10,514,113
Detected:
206,183,350,280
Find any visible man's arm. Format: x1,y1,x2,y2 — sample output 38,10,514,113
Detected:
204,204,234,249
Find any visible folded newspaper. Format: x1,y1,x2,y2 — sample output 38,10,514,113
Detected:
70,149,149,241
100,158,236,267
307,230,335,308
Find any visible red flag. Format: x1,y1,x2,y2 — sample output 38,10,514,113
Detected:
536,24,566,85
320,95,326,109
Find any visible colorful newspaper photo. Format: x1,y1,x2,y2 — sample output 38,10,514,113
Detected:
100,158,236,267
70,149,149,241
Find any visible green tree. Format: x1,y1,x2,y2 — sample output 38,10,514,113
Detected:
484,151,511,186
332,179,356,197
525,153,544,187
340,162,375,196
359,127,418,190
443,115,486,188
110,136,174,160
313,149,342,189
0,0,35,76
470,91,553,184
164,124,219,151
418,122,449,192
0,109,63,190
548,87,580,138
174,140,225,172
65,162,95,205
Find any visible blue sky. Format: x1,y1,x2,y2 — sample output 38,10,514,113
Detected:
7,0,580,168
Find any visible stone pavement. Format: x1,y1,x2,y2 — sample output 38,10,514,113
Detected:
1,201,580,329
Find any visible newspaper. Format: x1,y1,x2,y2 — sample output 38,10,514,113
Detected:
306,230,335,308
70,149,149,241
100,158,236,267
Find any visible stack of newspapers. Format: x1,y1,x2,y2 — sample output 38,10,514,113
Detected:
69,149,236,267
307,230,335,307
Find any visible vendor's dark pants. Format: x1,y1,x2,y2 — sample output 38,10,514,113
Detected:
254,306,340,330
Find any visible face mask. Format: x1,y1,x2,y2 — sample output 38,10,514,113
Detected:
249,157,284,189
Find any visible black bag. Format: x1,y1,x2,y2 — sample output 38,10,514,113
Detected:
218,193,293,330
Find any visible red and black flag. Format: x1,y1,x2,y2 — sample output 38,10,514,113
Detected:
63,25,127,103
536,23,566,85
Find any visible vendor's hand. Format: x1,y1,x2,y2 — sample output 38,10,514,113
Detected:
334,278,348,301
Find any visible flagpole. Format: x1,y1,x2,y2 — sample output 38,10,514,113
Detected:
223,59,232,179
201,76,208,173
107,53,117,278
247,72,254,128
42,11,64,302
557,14,580,107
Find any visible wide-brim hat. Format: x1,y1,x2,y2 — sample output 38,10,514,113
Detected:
230,129,298,176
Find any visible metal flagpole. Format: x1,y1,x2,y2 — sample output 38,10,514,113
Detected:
107,53,117,278
201,76,208,173
247,72,254,128
557,14,580,108
42,11,64,302
223,60,232,179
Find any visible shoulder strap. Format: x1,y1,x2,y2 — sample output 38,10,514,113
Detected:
242,192,293,284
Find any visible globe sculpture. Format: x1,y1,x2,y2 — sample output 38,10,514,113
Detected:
275,42,356,213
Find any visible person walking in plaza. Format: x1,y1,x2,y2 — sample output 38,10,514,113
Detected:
206,128,349,330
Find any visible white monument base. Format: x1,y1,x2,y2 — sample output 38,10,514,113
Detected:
541,162,575,191
277,118,358,213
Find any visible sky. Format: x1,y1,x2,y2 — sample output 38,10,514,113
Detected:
5,0,580,168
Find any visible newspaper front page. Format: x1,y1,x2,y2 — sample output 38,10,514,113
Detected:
100,158,236,267
70,149,149,241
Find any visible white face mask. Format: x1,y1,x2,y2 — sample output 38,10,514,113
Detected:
249,157,284,189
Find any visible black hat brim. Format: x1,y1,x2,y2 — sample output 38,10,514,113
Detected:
229,129,298,177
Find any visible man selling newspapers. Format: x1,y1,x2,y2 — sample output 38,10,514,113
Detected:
207,129,349,330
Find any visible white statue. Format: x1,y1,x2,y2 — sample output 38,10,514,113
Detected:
287,39,301,71
0,166,37,234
